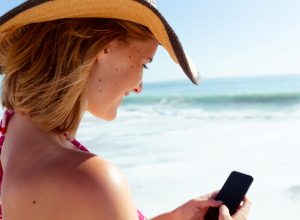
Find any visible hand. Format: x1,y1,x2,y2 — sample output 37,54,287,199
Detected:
171,191,223,220
219,197,251,220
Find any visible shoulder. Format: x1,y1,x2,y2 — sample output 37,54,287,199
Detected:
50,154,139,220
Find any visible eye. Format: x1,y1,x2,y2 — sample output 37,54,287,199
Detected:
143,64,149,69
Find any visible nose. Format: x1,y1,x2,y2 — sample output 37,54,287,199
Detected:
133,81,143,94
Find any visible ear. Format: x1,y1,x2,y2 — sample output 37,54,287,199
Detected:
103,43,112,54
95,42,114,60
104,47,109,54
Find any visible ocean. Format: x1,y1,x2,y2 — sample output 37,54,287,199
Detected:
77,74,300,219
2,74,300,219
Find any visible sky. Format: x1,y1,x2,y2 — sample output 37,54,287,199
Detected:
1,0,300,82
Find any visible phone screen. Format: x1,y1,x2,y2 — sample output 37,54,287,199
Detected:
204,171,253,220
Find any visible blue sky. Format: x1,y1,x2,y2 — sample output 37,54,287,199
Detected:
1,0,300,82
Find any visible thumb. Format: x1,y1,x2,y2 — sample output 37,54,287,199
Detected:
219,205,231,220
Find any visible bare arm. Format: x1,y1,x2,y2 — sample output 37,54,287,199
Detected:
149,211,174,220
148,193,222,220
149,196,251,220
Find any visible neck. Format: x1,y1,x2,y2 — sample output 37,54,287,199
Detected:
11,112,68,146
1,111,76,171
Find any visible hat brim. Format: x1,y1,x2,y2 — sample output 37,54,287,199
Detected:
0,0,200,84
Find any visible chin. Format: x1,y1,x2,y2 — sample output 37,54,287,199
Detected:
103,114,117,121
101,111,117,121
87,109,117,121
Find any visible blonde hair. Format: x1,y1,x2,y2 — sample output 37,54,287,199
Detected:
0,18,154,136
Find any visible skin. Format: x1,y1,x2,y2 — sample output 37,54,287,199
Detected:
218,197,251,220
86,38,157,120
0,38,251,220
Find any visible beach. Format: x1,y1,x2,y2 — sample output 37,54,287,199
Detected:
76,74,300,219
1,74,299,219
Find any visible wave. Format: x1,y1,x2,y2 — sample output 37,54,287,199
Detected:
123,92,300,108
118,105,300,121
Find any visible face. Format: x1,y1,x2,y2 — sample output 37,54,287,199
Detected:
86,38,158,120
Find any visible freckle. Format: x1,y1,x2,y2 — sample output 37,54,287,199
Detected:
98,79,102,82
128,56,132,59
110,65,113,68
33,200,36,204
99,90,102,93
130,66,133,69
115,68,118,72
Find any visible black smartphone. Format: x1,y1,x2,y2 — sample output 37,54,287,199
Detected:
204,171,253,220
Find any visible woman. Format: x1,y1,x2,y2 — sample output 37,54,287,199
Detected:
0,1,250,220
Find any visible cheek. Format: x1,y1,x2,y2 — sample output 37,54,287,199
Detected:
126,54,142,77
115,64,141,87
91,55,142,98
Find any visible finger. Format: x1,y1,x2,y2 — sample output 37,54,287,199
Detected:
219,205,231,220
202,199,223,207
233,197,251,219
239,196,251,215
207,190,220,199
197,190,220,200
192,198,223,208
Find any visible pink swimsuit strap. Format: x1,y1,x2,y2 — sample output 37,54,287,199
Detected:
0,109,146,220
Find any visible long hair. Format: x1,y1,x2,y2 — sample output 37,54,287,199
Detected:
0,18,154,136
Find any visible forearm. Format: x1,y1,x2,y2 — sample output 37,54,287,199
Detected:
149,211,176,220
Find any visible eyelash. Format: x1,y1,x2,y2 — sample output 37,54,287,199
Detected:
143,64,149,69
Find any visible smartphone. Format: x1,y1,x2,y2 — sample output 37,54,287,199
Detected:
204,171,253,220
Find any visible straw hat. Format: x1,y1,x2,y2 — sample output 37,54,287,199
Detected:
0,0,200,84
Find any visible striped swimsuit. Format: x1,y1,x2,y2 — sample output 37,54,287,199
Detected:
0,109,146,220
